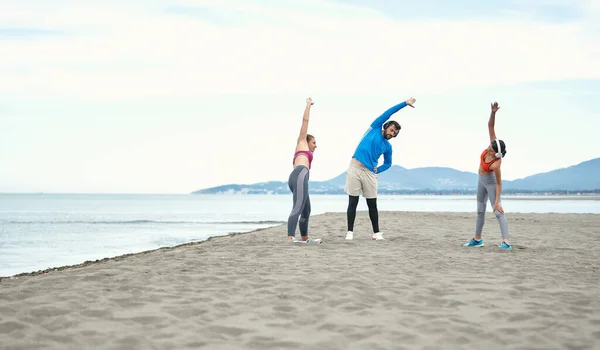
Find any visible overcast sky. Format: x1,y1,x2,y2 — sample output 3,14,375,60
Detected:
1,0,599,193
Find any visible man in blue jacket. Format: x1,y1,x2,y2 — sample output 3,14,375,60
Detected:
345,97,416,241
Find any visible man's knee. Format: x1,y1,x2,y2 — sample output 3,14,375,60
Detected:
366,198,377,209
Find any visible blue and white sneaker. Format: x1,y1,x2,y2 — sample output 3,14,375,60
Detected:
462,238,484,247
497,242,513,250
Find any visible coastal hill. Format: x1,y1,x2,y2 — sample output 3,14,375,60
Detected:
192,158,600,195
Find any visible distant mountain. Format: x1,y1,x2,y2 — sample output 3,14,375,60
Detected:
503,158,600,191
192,158,600,195
377,166,477,191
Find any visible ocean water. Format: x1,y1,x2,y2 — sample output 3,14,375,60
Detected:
1,193,598,277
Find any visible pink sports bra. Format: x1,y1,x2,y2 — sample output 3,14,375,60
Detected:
293,150,313,169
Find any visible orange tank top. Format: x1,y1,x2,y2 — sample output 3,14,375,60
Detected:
480,150,499,173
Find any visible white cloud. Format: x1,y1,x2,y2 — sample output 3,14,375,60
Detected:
1,0,598,100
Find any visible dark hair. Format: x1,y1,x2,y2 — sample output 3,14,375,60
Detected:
383,120,401,132
307,134,315,142
491,139,507,157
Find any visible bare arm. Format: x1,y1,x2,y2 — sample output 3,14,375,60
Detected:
493,164,504,214
297,98,314,144
488,102,500,142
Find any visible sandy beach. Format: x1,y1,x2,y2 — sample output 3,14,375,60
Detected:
1,211,599,350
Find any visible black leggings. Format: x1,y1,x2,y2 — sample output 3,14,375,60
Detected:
347,195,379,233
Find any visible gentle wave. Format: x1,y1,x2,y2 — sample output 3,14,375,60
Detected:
4,220,286,225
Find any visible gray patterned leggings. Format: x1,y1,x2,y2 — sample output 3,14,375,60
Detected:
476,173,509,239
287,165,311,237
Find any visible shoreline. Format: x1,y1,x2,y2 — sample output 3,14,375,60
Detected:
3,192,600,198
0,227,272,281
2,210,599,281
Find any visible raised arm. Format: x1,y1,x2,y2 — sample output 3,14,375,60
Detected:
488,102,500,142
297,97,314,143
370,97,416,129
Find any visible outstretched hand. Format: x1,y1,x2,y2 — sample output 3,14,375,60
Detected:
491,102,500,112
406,97,416,108
306,97,314,105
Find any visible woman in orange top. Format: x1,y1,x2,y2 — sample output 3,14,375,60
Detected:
463,102,511,250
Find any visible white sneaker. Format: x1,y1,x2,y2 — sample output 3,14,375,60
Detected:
293,237,322,244
372,232,385,240
345,231,354,240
